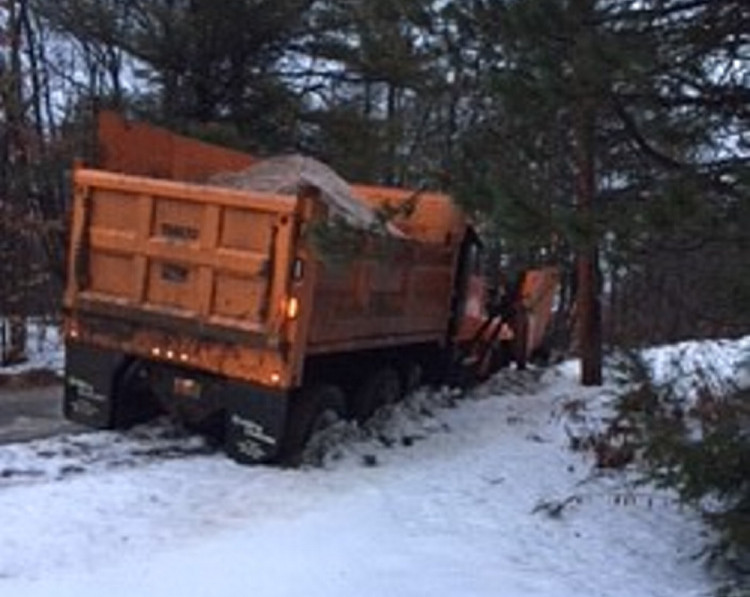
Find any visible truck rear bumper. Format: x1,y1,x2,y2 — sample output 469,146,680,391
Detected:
64,341,289,464
146,365,289,463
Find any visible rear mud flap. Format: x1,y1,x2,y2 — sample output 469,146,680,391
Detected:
64,343,124,428
224,383,288,465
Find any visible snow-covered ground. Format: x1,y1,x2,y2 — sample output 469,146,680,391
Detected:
0,337,747,597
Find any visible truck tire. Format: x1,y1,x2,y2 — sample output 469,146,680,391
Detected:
279,384,346,467
112,359,161,428
403,362,424,395
492,341,514,371
530,342,552,367
352,367,401,422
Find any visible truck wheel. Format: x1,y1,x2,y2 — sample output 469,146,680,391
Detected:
403,362,423,395
530,342,551,367
279,384,346,467
515,343,528,371
492,341,514,371
352,367,401,422
112,359,160,428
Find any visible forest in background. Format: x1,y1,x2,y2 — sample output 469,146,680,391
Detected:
0,0,748,371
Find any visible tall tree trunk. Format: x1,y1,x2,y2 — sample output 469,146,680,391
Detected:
574,96,602,386
577,252,602,384
0,0,29,364
571,0,602,386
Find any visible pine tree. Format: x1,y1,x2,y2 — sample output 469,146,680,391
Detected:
448,0,750,383
33,0,317,152
300,0,447,185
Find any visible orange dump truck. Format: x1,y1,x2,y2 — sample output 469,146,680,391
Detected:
63,112,558,463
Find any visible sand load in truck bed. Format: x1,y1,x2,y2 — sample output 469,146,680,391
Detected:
210,154,403,235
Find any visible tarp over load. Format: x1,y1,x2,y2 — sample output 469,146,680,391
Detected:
210,154,389,232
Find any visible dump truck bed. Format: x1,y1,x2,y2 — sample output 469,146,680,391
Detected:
64,164,464,390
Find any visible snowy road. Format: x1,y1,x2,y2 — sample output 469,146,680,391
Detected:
0,366,714,597
0,384,83,445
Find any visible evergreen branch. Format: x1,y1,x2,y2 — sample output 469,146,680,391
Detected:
610,96,746,200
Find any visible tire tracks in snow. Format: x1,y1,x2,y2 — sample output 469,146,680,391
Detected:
0,419,215,489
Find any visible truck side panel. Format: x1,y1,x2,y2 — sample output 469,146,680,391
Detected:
306,243,457,353
352,186,465,245
301,187,465,355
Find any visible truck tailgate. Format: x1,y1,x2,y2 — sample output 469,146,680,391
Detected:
66,169,297,338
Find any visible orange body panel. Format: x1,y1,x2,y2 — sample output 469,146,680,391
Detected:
306,242,458,354
352,185,466,245
454,274,488,343
97,110,254,182
520,267,560,358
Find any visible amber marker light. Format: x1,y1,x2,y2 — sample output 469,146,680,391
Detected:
270,372,282,385
286,297,300,320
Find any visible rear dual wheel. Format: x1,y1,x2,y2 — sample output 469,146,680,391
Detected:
279,366,406,466
351,367,401,423
112,359,161,428
278,384,346,467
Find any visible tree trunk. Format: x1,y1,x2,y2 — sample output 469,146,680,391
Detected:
574,101,602,386
0,0,29,364
570,0,602,386
576,248,602,385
